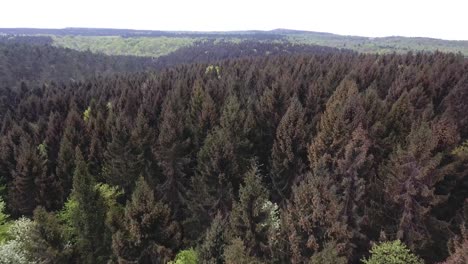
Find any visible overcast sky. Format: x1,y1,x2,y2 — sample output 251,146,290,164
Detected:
1,0,466,40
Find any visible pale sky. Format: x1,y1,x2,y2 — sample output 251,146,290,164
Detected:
1,0,467,40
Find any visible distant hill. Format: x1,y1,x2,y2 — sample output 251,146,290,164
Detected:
1,27,467,56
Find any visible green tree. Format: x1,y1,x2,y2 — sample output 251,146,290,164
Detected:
224,238,263,264
29,207,72,263
0,218,35,264
0,198,11,243
56,133,75,202
309,242,346,264
169,248,198,264
229,162,280,261
198,212,227,264
35,142,63,211
70,148,110,263
362,240,424,264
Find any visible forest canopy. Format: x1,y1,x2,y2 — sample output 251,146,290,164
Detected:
0,34,467,264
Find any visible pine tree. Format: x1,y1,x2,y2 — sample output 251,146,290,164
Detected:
112,176,181,263
270,97,308,201
70,148,109,263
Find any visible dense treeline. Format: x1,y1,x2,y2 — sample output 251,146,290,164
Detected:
0,42,158,88
0,39,349,90
153,40,349,68
0,51,468,263
0,35,53,45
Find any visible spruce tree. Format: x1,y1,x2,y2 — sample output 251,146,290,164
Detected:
9,137,41,216
70,148,109,263
112,176,181,263
102,116,141,195
198,212,227,264
229,162,280,261
130,106,157,183
285,170,345,263
44,111,63,173
308,79,365,172
35,141,63,211
187,80,217,150
155,88,191,217
383,122,447,252
270,96,308,201
56,134,75,201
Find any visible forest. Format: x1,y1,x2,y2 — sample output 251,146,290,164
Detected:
2,28,468,57
0,34,467,264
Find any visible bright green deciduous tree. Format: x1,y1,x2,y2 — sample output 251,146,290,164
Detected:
362,240,424,264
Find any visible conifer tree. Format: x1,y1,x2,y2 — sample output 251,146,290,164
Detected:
44,111,63,173
285,170,345,263
155,88,191,217
30,207,72,263
56,133,75,201
308,79,365,172
382,91,415,149
35,142,63,211
187,80,217,150
187,95,252,239
224,238,263,264
102,116,141,195
9,138,41,216
335,125,373,259
270,97,308,201
130,106,157,182
198,212,227,264
70,148,109,263
251,83,288,172
229,162,280,261
87,109,107,177
112,176,181,263
383,122,447,252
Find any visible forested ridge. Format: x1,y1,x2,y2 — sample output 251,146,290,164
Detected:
0,40,158,88
0,37,348,91
2,27,468,56
0,45,467,264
